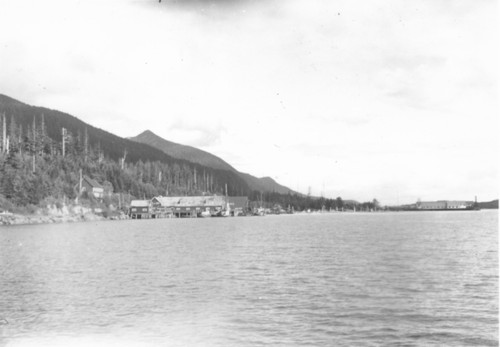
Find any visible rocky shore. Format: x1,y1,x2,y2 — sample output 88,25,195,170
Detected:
0,205,129,226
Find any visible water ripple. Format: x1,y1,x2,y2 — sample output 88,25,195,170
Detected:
0,211,497,346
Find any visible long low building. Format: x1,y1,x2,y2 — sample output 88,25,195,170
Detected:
416,200,474,210
151,195,227,218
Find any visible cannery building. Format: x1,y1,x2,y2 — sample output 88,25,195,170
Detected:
151,195,227,218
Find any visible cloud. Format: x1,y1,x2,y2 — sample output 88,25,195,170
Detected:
0,0,497,204
141,0,273,18
157,0,264,6
166,120,227,147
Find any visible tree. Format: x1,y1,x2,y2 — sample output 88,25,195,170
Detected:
0,151,27,205
336,197,344,209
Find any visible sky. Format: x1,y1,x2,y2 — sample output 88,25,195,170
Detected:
0,0,498,205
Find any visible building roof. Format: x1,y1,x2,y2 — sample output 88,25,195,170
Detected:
419,201,447,208
131,200,149,207
419,200,472,207
83,176,103,189
152,195,227,207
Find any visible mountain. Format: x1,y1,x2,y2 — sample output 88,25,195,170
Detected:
0,94,296,196
130,130,296,195
0,94,252,195
237,172,296,195
130,130,236,172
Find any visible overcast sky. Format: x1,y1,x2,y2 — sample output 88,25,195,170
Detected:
0,0,498,204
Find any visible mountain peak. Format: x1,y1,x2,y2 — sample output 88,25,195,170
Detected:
137,129,157,137
130,130,237,172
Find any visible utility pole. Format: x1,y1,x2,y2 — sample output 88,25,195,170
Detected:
62,128,66,157
3,113,10,153
121,149,127,170
41,114,45,136
75,169,83,204
79,169,83,195
41,114,46,154
19,124,23,156
1,112,6,153
194,167,197,188
32,117,36,173
84,127,89,162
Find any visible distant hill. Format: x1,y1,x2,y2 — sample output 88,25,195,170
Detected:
238,172,298,195
478,200,499,209
130,130,297,195
130,130,236,172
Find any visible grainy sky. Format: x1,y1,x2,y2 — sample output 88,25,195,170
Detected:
0,0,498,204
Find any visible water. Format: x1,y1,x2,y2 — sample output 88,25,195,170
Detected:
0,211,497,346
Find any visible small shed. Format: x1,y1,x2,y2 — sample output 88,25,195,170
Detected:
129,200,150,219
82,176,104,199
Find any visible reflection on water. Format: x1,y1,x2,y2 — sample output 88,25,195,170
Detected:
0,211,498,346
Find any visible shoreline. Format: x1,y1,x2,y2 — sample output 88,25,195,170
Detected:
0,206,129,226
0,212,129,226
1,207,496,227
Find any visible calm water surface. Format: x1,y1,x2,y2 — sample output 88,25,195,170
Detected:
0,211,498,346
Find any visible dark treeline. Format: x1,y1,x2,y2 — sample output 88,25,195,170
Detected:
249,191,380,211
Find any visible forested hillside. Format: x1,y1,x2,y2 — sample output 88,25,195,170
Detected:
0,114,247,208
0,94,347,212
0,95,249,206
477,200,499,209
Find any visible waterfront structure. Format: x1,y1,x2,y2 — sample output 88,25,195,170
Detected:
151,195,227,218
128,195,253,219
129,200,150,219
227,196,249,216
81,176,104,199
416,200,474,210
445,201,474,209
